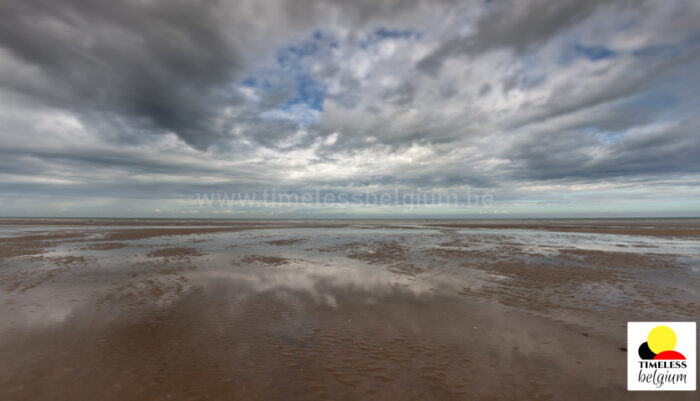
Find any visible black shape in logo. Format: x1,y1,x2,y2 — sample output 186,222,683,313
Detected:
638,341,656,360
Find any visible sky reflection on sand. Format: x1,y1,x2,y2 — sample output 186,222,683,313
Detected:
2,222,698,333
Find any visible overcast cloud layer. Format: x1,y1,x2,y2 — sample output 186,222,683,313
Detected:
1,0,699,218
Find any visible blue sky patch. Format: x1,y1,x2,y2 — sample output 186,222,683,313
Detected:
282,73,326,112
601,131,625,144
241,33,333,124
360,28,419,48
574,44,617,61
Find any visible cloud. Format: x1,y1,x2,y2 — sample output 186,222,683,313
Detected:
417,0,638,74
0,0,444,150
1,0,699,217
0,0,251,148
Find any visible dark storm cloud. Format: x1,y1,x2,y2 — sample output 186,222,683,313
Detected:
0,0,251,149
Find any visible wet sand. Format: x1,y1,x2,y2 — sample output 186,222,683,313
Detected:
0,219,698,400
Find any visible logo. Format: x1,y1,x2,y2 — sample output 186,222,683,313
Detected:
628,322,696,391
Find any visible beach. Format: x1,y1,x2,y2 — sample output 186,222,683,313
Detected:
1,219,698,400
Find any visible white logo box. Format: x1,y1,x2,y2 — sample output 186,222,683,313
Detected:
628,321,696,391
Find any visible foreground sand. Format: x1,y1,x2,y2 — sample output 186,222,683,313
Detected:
0,219,698,400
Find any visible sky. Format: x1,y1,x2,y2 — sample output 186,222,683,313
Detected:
1,0,699,218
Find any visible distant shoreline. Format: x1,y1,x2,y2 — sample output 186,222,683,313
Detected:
2,218,700,237
2,216,700,222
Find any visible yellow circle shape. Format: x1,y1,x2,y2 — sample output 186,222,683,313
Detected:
647,325,676,354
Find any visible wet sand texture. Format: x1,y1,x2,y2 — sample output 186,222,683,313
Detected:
0,219,698,400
